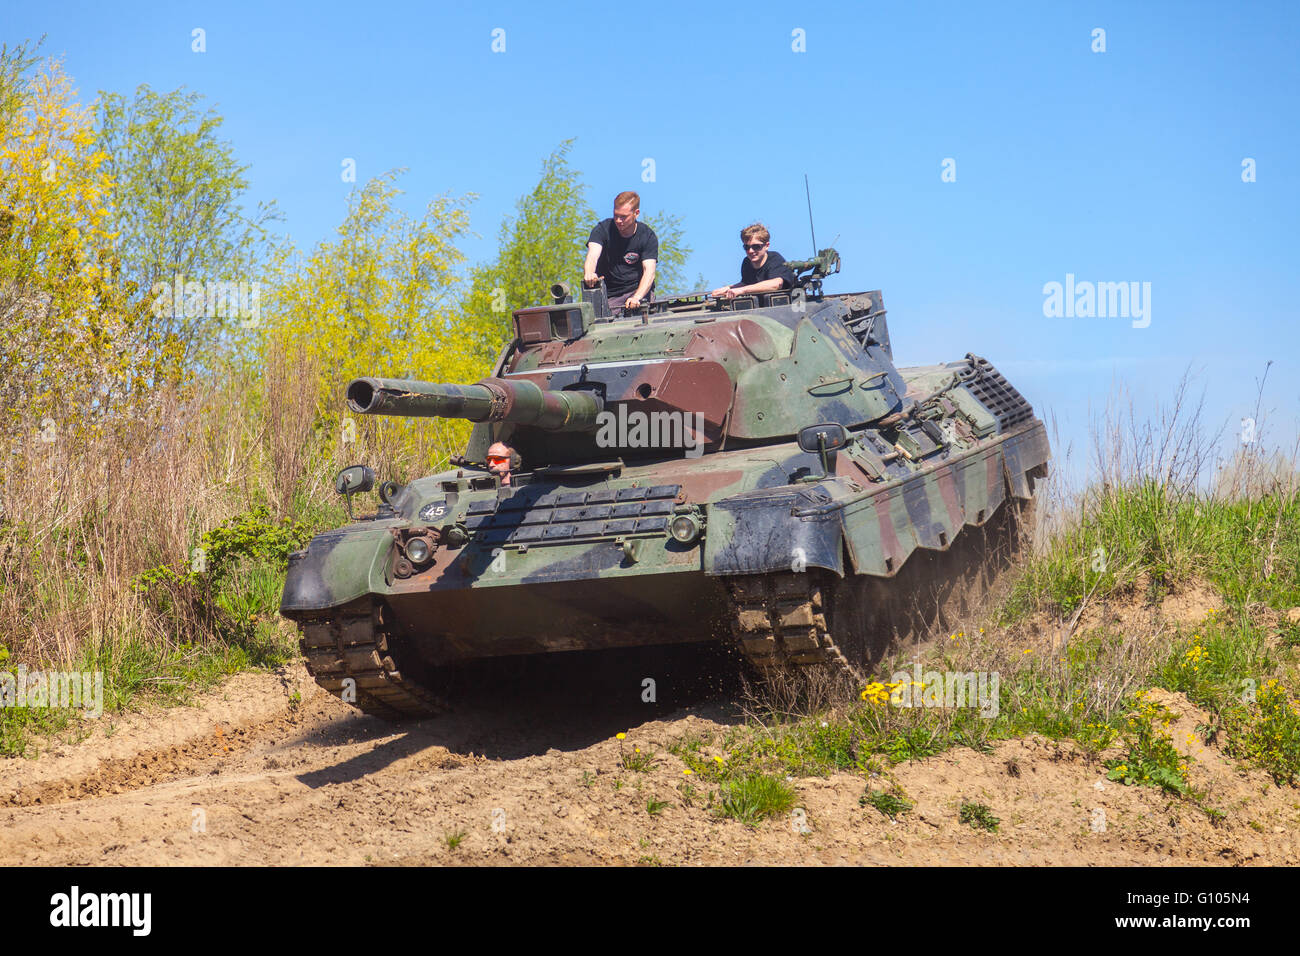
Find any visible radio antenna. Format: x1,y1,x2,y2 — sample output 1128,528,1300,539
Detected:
804,173,818,256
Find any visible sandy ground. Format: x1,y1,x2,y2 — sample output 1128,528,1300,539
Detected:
3,636,1297,867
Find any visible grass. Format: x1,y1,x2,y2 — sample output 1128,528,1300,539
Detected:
619,746,657,773
0,505,317,757
444,828,468,850
1001,482,1300,624
714,774,796,826
1221,680,1300,786
1279,620,1300,649
860,788,913,821
958,802,1000,832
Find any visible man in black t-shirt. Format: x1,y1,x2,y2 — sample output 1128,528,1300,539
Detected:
583,190,658,312
711,222,797,299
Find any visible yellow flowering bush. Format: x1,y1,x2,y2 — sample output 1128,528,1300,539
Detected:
1105,692,1189,794
1225,679,1300,786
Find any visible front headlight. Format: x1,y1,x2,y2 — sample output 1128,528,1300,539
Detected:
404,536,433,565
670,514,701,544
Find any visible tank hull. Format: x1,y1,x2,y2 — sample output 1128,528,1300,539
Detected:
284,406,1048,716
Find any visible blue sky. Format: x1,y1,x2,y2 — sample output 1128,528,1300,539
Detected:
7,0,1298,482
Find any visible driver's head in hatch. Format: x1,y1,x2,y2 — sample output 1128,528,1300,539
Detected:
486,441,522,486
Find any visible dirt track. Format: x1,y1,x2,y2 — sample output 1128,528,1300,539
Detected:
3,641,1297,867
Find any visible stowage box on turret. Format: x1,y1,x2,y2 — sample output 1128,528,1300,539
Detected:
280,254,1050,718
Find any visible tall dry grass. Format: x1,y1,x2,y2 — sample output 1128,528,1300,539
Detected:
2,385,234,665
0,341,466,672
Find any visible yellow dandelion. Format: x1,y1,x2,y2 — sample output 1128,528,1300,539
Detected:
682,769,692,775
616,732,626,740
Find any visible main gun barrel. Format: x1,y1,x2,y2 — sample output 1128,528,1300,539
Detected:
346,377,604,432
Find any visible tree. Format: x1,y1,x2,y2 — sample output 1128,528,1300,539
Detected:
462,140,694,353
260,170,477,471
96,85,279,371
638,210,694,295
0,53,132,445
0,39,41,125
459,140,593,362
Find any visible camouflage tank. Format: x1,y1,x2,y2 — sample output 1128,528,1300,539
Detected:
280,253,1050,718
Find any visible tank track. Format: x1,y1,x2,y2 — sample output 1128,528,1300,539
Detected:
724,574,863,682
723,494,1034,687
298,602,447,719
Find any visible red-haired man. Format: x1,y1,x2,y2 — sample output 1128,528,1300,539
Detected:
583,190,658,312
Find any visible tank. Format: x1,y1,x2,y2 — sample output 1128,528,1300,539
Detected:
280,253,1051,718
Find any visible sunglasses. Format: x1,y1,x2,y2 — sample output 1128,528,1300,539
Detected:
486,455,510,465
744,243,766,251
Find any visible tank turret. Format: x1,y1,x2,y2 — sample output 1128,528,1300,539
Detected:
347,251,910,464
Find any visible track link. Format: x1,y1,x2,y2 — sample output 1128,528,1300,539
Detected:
298,603,447,719
724,573,862,682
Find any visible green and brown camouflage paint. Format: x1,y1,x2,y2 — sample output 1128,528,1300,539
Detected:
281,280,1049,665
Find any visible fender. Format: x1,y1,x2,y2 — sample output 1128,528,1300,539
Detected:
705,483,845,576
281,526,392,616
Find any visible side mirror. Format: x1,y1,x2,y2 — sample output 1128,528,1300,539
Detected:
335,464,375,520
335,465,375,495
797,423,849,479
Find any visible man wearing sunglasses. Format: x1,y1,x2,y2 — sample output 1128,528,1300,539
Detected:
486,441,522,487
711,223,796,299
